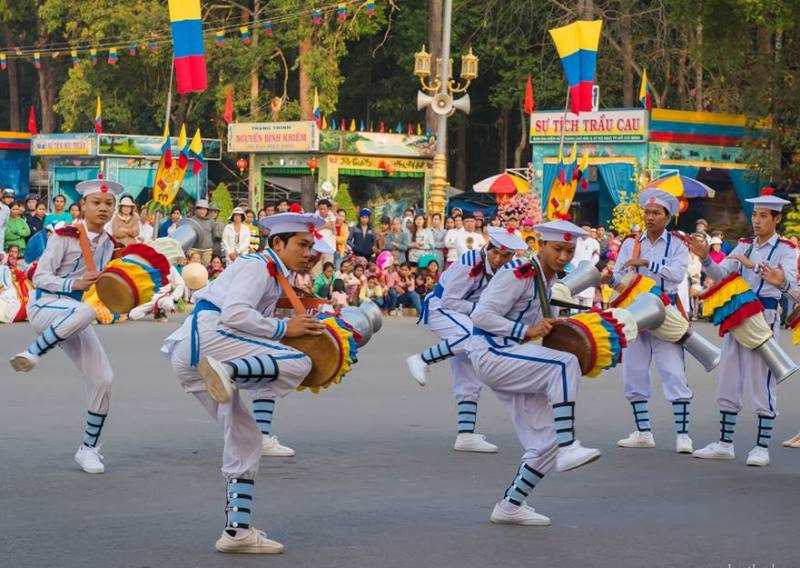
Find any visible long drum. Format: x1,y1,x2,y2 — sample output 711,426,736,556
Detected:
95,243,171,314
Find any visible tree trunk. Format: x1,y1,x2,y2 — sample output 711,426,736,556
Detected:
298,38,313,119
1,25,21,131
498,109,508,171
694,17,703,111
455,118,467,190
301,175,316,212
579,0,594,19
758,25,781,183
677,43,687,108
513,104,528,169
621,4,634,108
36,62,58,133
249,1,260,120
425,0,443,136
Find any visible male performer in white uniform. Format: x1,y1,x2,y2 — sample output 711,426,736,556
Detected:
9,178,122,474
610,189,694,453
689,190,797,467
572,224,600,307
162,212,326,553
406,227,525,452
467,220,601,526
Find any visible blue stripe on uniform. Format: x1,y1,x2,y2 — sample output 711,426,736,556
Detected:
488,347,568,403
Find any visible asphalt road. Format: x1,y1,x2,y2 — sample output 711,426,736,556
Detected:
1,316,799,568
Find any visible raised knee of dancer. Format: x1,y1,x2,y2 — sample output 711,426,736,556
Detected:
76,303,99,327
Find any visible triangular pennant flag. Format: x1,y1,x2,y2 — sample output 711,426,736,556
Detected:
178,124,189,169
322,116,328,130
367,1,375,16
240,26,251,46
359,120,365,131
416,123,422,136
90,48,98,65
524,73,535,114
349,119,356,132
223,85,234,124
95,96,102,135
27,105,38,135
395,121,402,133
128,44,137,56
312,10,321,25
263,21,273,36
33,52,41,69
379,121,386,133
215,31,224,47
189,128,204,174
340,119,347,131
407,123,414,135
107,47,118,65
331,119,338,130
338,3,347,21
313,88,322,127
0,54,6,71
71,50,79,67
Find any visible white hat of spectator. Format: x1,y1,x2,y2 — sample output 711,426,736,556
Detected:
487,226,526,251
746,188,790,212
259,212,325,235
710,236,722,246
228,207,246,222
639,189,680,217
75,178,124,201
118,195,136,208
534,220,588,243
195,199,210,210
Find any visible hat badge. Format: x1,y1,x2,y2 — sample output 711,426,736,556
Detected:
648,196,657,204
563,232,572,242
100,184,108,193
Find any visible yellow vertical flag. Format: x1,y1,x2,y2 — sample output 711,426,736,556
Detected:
349,119,356,132
178,124,188,150
189,128,203,155
322,116,328,130
416,123,422,136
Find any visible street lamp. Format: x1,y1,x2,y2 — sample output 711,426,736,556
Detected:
414,0,479,216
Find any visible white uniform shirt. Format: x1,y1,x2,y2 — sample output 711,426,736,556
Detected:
613,231,688,295
574,236,600,265
427,250,495,316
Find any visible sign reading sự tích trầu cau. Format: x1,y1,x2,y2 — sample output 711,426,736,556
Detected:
530,109,647,144
31,134,96,156
228,121,319,153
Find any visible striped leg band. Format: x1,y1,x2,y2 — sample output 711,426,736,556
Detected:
225,478,254,532
457,401,478,433
672,401,690,435
553,402,575,447
757,415,774,448
252,399,275,436
503,463,544,506
420,340,454,364
631,400,651,432
719,411,738,443
225,354,279,385
27,325,64,358
83,411,107,448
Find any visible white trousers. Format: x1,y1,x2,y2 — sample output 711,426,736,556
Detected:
27,295,113,414
166,312,311,480
716,312,779,418
621,332,692,403
425,308,482,402
470,342,580,474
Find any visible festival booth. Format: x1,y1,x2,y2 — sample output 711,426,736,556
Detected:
531,108,769,232
228,121,435,218
31,133,221,206
0,132,32,195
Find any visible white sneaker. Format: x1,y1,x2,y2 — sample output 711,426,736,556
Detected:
617,431,656,448
405,354,429,386
261,435,295,457
74,445,105,474
198,355,234,403
556,441,601,472
454,433,498,453
746,446,770,467
10,351,39,372
693,441,735,460
215,528,284,554
676,434,694,454
490,501,551,526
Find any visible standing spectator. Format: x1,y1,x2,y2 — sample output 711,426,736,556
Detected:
23,193,38,220
573,224,601,307
313,198,337,275
334,209,349,270
0,192,10,253
27,201,46,236
111,195,140,246
348,208,377,261
695,218,711,244
4,202,31,253
69,203,81,223
222,207,251,264
139,211,155,243
245,209,261,251
384,262,422,316
44,194,71,226
376,215,391,251
264,204,276,216
407,213,434,267
444,214,463,267
208,202,225,259
189,199,215,265
524,236,537,260
430,212,447,267
159,207,182,237
709,237,726,264
384,218,410,263
1,187,15,210
454,213,485,256
276,199,289,213
688,250,703,320
596,226,610,252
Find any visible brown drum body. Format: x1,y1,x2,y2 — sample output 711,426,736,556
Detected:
282,329,342,388
95,272,136,314
542,320,594,376
787,305,800,328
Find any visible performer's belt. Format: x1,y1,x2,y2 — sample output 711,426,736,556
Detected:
418,284,445,324
35,289,83,302
472,326,514,348
190,299,221,367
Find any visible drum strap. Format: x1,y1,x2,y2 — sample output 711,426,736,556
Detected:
530,256,552,319
275,271,308,315
631,235,690,321
76,224,98,273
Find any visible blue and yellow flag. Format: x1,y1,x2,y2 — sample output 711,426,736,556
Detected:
548,20,602,115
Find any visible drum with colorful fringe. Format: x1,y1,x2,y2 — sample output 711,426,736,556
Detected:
542,309,628,378
83,286,128,325
787,305,800,345
95,243,171,314
611,273,688,343
283,312,360,394
700,273,772,349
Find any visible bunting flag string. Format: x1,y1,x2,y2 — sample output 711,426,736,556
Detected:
0,0,376,70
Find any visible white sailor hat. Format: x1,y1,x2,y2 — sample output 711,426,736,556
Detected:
259,212,325,235
487,226,526,251
75,178,124,200
639,189,680,217
746,188,790,212
534,220,587,243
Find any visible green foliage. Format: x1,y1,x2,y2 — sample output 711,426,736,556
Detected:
212,182,234,223
783,196,800,238
334,181,357,223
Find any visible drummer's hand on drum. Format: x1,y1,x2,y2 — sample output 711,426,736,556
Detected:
525,318,558,340
687,235,710,259
74,270,101,290
285,314,326,337
760,263,786,288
